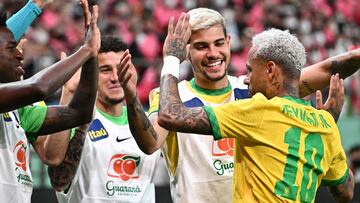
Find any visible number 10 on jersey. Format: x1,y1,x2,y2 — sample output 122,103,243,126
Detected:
274,127,324,203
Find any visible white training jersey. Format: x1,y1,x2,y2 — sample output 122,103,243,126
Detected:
56,107,160,203
148,76,249,203
0,105,47,203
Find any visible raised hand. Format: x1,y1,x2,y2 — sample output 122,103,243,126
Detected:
163,12,192,62
117,50,138,100
316,74,344,121
83,4,100,57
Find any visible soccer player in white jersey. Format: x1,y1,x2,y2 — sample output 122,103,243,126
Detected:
0,1,100,202
116,8,360,203
45,36,160,203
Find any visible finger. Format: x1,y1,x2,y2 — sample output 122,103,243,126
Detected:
91,5,99,26
167,17,174,35
183,14,192,42
339,78,344,98
80,0,91,30
174,13,185,35
60,51,67,60
119,52,131,68
315,90,323,109
119,50,130,63
118,63,131,82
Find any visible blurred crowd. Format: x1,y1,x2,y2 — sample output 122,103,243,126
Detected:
1,0,360,114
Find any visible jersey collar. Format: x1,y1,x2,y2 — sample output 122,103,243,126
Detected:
189,78,232,96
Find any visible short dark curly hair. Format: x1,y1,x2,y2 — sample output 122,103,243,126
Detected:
99,35,128,54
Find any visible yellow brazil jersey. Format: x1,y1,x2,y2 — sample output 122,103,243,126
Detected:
203,93,349,203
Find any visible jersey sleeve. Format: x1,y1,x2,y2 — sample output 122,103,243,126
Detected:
148,88,160,116
203,93,266,141
18,105,48,142
6,0,42,42
321,125,349,186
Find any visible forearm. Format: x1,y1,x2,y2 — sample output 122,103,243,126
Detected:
68,57,98,119
158,75,212,134
126,94,162,154
48,127,87,192
329,169,355,203
300,49,360,97
6,0,42,42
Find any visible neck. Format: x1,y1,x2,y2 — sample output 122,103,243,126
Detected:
194,76,229,90
96,100,123,117
279,80,300,98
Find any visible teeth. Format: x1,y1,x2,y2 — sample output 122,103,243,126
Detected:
207,61,221,67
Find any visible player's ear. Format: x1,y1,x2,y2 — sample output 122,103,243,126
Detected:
265,61,277,79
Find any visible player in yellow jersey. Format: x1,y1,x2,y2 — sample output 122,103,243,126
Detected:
157,13,355,203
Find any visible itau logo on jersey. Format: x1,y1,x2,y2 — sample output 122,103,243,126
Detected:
107,154,140,181
212,138,234,157
87,119,109,142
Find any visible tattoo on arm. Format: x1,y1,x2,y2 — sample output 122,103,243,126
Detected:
330,52,360,79
165,39,187,61
37,107,78,135
159,76,212,134
299,80,315,96
48,128,86,190
127,95,158,141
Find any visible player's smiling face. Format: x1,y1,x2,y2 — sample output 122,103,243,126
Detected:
97,51,125,105
188,24,230,84
0,27,24,83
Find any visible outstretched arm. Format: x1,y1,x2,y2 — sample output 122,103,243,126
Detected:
117,50,168,154
328,169,355,203
299,49,360,97
157,13,212,135
0,3,99,114
37,2,99,135
33,0,93,166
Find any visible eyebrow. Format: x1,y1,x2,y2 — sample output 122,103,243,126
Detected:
191,37,226,46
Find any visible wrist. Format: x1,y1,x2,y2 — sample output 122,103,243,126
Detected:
161,56,180,79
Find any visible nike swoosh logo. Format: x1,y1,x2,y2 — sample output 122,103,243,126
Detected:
116,137,132,142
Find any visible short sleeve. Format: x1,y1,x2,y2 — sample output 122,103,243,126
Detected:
18,105,48,142
321,137,349,186
203,93,266,141
148,88,160,116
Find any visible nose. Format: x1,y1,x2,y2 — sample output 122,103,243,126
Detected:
110,68,119,82
206,45,219,58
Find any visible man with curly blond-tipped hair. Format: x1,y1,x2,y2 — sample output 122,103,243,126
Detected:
159,21,355,202
117,8,360,202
